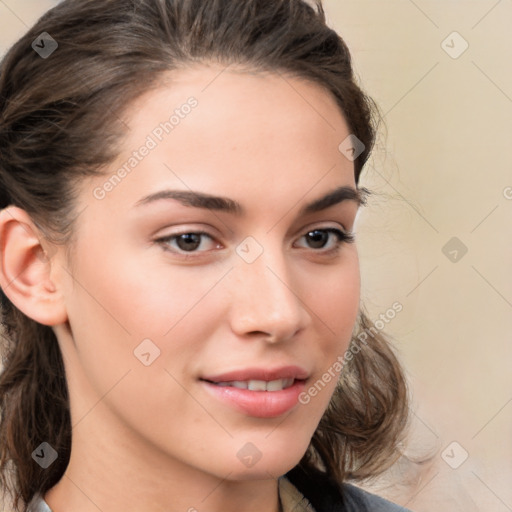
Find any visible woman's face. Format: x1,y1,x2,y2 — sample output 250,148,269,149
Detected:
54,65,362,481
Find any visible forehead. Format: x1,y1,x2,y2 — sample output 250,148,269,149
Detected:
81,65,356,216
120,64,351,161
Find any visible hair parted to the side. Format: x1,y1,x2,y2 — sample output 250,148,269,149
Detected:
0,0,409,509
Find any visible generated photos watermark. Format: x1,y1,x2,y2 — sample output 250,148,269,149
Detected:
298,301,403,405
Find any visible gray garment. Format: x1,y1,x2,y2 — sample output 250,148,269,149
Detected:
285,465,413,512
342,484,412,511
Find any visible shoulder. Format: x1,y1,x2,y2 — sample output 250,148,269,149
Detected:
285,465,412,512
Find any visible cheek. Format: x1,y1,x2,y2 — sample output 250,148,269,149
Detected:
62,242,230,401
61,255,221,448
300,252,360,405
66,239,221,339
307,250,360,344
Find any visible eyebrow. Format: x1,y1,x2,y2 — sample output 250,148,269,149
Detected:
134,185,369,215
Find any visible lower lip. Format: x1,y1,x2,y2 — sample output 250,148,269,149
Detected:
201,379,306,418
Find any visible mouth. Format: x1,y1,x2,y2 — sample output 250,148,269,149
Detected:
202,377,296,392
199,366,309,418
201,365,309,384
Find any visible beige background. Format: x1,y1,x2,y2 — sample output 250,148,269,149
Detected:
1,1,511,511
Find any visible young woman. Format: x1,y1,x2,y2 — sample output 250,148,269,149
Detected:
0,1,411,511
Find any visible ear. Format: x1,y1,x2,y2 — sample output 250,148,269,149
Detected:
0,206,68,326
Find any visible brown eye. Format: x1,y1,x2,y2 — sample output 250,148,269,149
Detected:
175,233,202,251
296,228,355,251
157,231,219,254
305,230,330,249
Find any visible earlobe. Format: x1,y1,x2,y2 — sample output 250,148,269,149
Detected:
0,207,68,326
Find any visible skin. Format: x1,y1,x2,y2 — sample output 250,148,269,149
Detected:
0,65,363,512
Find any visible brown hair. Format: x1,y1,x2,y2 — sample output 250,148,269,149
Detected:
0,0,408,509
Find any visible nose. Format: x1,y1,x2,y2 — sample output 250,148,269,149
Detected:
228,247,311,343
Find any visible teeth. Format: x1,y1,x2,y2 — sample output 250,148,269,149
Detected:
248,379,267,391
266,379,288,391
214,378,294,391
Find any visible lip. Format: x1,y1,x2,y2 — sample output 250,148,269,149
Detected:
201,365,310,383
200,365,309,418
201,379,306,418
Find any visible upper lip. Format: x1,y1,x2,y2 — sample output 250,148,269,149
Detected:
201,365,310,383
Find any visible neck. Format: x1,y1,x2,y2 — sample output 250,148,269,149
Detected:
44,417,281,512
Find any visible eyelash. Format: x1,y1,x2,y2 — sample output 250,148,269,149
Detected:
155,227,355,258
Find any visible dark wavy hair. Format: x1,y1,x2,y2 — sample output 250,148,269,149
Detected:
0,0,409,510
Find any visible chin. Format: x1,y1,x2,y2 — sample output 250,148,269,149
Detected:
224,438,311,481
226,459,300,481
